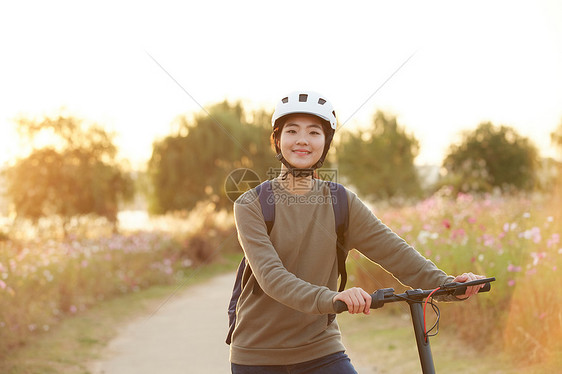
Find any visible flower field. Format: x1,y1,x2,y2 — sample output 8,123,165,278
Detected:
349,188,562,366
0,211,240,360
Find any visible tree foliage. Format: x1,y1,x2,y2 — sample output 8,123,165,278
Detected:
337,111,422,201
552,119,562,154
550,119,562,190
3,115,134,231
441,122,539,193
147,101,278,214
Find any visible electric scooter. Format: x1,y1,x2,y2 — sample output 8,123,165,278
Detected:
334,277,496,374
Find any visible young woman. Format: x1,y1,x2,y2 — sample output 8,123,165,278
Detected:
230,91,485,373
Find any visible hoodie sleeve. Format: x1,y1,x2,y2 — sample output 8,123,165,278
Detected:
234,191,339,314
344,189,456,295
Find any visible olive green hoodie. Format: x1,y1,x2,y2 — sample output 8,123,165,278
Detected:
230,179,454,365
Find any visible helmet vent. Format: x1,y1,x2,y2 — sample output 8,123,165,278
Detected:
318,98,326,105
282,97,289,103
299,94,308,102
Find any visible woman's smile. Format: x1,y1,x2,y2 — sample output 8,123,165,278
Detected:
293,149,312,156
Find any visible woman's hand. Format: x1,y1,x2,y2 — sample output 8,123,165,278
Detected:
333,287,372,314
453,272,486,299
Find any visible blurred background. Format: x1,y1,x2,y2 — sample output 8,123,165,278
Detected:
0,0,561,372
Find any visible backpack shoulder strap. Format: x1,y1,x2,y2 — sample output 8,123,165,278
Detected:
255,180,275,235
328,182,349,235
328,181,349,292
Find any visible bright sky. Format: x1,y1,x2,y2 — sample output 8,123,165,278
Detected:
1,0,561,169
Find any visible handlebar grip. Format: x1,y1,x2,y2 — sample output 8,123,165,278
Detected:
334,300,348,313
453,281,492,296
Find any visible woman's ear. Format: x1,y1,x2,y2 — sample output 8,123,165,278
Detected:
270,131,278,152
271,123,284,152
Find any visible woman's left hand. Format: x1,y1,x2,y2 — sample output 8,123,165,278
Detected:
453,272,486,299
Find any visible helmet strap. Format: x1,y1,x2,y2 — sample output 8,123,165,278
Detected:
276,152,315,179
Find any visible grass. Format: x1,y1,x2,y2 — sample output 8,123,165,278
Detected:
0,254,240,374
338,307,555,374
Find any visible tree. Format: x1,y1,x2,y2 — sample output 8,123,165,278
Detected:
441,122,539,193
337,111,422,201
552,119,562,154
147,101,278,214
550,119,562,192
3,115,134,233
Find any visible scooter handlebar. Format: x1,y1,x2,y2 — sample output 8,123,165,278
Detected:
334,300,348,313
452,279,492,296
334,277,495,313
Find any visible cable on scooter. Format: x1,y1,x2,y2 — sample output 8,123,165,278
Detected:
424,287,440,342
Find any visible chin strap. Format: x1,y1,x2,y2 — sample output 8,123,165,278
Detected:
276,153,316,178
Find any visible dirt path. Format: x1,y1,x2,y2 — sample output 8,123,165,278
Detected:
88,273,234,374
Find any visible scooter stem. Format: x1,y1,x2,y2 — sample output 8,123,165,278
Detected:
409,301,436,373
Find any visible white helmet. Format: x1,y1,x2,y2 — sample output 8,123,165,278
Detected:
271,91,337,130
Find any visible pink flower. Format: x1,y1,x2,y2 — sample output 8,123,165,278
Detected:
451,228,466,241
530,252,546,266
0,280,6,290
468,217,477,224
401,224,413,233
482,234,495,247
507,264,521,272
547,233,560,248
521,227,542,243
508,279,516,286
442,219,451,229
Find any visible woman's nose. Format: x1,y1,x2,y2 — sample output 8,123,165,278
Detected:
296,135,309,145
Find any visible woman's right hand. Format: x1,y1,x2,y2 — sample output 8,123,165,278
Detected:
333,287,372,314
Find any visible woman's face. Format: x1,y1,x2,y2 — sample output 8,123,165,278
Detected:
279,114,326,169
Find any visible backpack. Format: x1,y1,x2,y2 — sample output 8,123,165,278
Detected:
226,179,349,345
